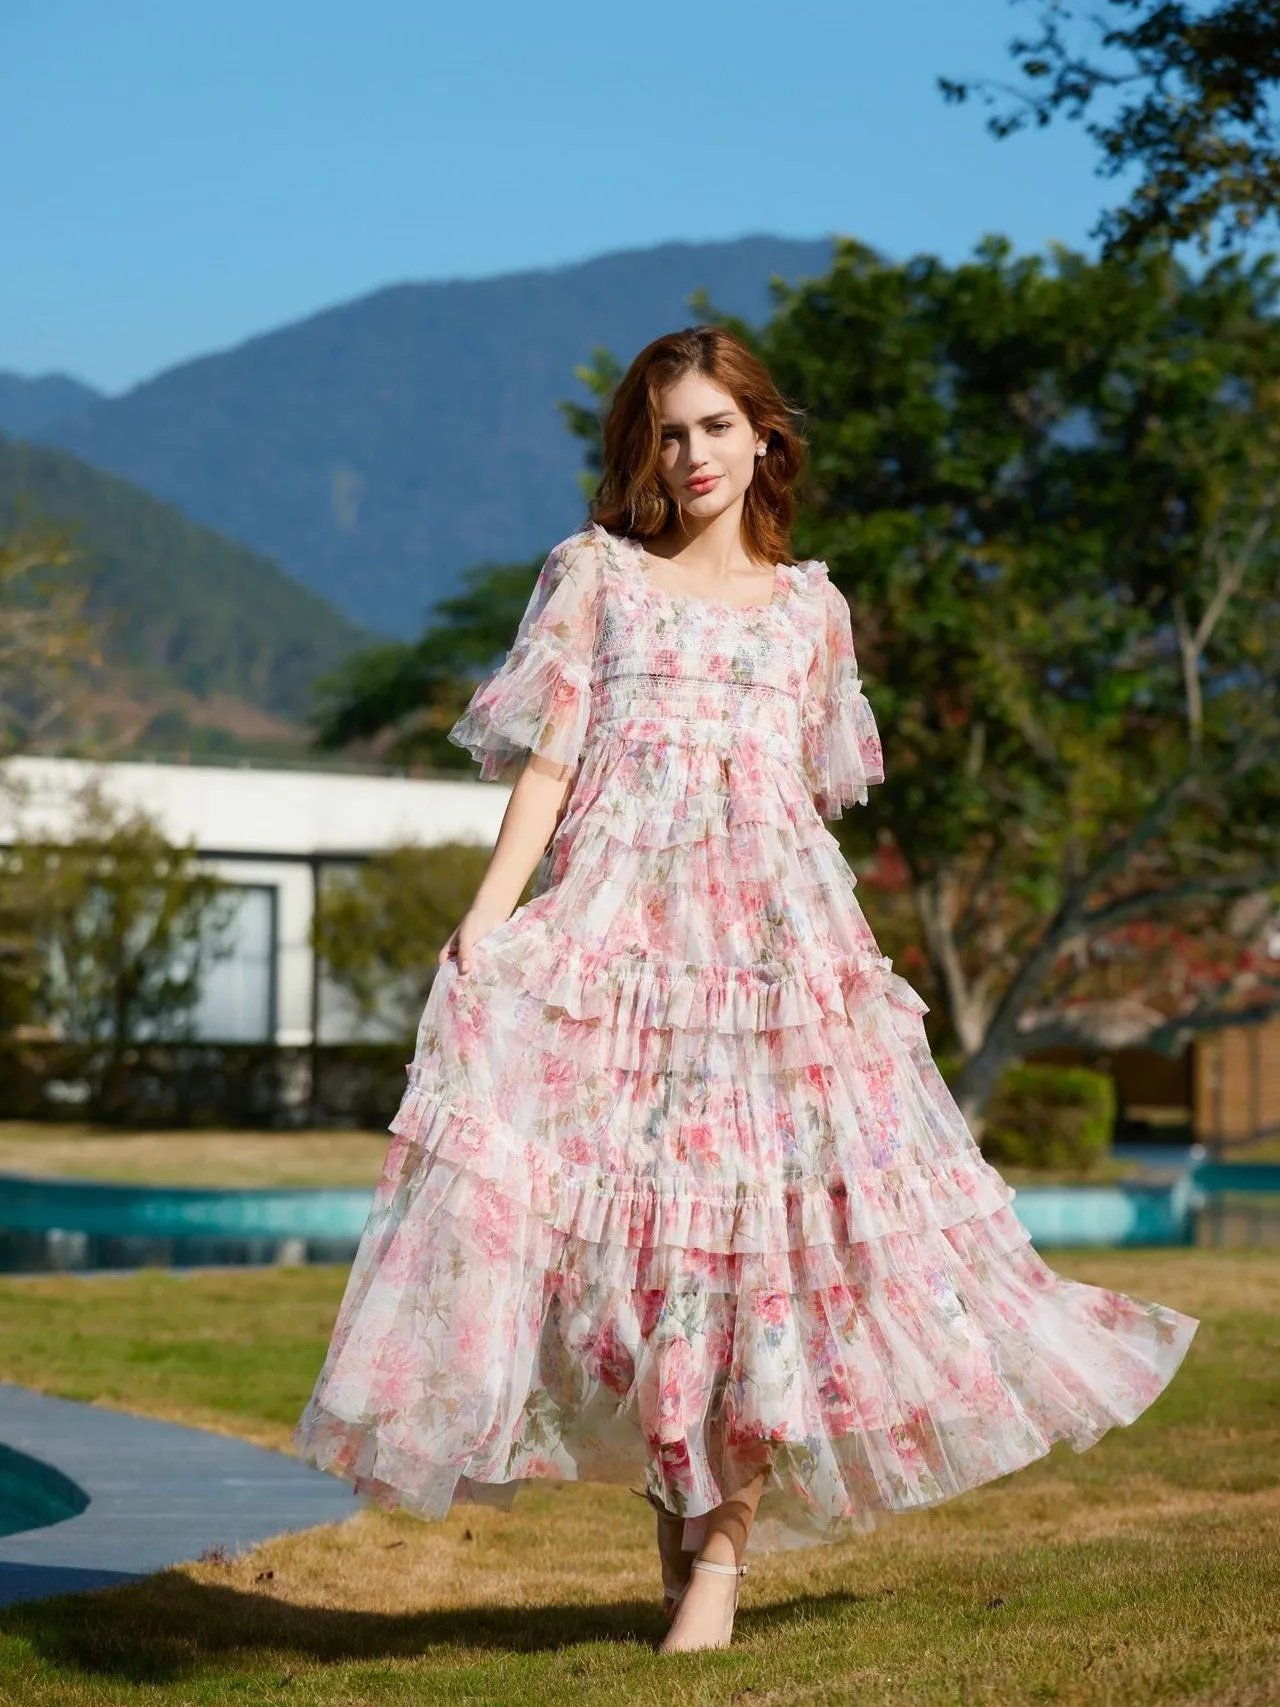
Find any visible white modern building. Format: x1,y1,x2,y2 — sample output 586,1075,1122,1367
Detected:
0,755,508,1046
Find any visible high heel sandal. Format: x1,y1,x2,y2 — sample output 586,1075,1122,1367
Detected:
665,1554,749,1607
660,1556,749,1652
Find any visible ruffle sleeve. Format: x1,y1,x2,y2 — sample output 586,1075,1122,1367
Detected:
800,569,884,818
447,528,603,782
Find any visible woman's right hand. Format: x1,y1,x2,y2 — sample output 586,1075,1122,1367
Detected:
437,897,513,975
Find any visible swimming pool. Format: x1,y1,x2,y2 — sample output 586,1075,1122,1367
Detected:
0,1165,1211,1274
0,1444,89,1539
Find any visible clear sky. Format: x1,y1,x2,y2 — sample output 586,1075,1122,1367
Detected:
2,0,1117,393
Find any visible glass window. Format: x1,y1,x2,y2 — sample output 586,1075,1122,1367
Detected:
192,885,276,1043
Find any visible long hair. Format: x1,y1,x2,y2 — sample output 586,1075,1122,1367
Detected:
588,324,808,567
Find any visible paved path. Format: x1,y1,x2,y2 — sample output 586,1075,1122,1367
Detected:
0,1382,362,1606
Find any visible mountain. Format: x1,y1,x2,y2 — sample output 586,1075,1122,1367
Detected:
35,234,837,635
0,434,372,750
0,373,103,436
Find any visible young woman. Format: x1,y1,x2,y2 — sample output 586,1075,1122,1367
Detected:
294,325,1198,1655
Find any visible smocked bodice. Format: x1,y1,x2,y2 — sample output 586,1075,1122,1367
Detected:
447,521,884,819
588,529,814,763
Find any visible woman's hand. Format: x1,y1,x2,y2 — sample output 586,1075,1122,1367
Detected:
437,896,513,976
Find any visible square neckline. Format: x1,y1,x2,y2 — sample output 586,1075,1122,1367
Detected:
599,525,793,614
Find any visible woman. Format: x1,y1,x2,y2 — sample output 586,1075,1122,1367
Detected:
293,325,1198,1655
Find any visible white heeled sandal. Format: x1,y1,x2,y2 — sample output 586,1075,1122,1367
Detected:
660,1556,749,1653
667,1554,749,1611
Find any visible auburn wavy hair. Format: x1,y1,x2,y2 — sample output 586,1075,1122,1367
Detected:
588,324,808,567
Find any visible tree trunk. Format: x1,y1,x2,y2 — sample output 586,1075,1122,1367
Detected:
949,1025,1021,1135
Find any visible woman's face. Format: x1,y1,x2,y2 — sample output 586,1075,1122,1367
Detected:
653,371,767,526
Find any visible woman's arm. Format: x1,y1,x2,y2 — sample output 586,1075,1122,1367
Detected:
438,752,575,973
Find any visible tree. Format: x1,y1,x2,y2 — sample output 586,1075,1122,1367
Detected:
671,236,1280,1122
558,347,624,503
0,515,98,755
313,841,497,1036
941,1,1280,254
0,518,104,1033
308,552,560,766
6,781,236,1071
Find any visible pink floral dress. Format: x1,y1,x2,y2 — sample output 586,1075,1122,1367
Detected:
293,520,1198,1553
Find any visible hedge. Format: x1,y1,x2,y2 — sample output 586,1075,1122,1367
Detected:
980,1063,1117,1172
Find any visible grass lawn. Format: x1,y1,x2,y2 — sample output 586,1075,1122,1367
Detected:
0,1250,1276,1704
0,1123,1148,1191
0,1123,389,1188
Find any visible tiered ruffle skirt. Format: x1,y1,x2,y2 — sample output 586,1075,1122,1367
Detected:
292,726,1199,1551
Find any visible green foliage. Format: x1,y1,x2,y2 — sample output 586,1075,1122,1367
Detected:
0,434,370,722
4,781,236,1062
308,552,562,764
981,1063,1118,1172
726,235,1280,1110
557,346,623,505
942,1,1280,255
0,515,98,755
313,841,497,1035
327,235,1280,1119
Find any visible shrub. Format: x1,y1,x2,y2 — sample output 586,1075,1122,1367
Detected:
980,1063,1116,1172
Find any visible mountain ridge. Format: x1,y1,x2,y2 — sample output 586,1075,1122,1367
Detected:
0,373,104,436
0,434,371,750
32,233,838,634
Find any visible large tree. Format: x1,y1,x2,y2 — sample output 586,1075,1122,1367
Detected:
316,238,1280,1124
694,237,1280,1121
942,1,1280,254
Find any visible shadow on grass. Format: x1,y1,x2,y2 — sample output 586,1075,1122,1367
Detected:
1,1573,875,1684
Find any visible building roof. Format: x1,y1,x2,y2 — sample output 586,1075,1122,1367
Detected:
0,754,508,858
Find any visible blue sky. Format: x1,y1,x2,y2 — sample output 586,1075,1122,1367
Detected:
2,0,1117,393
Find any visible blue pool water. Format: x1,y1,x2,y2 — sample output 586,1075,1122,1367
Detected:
0,1172,367,1272
0,1445,89,1539
0,1164,1231,1273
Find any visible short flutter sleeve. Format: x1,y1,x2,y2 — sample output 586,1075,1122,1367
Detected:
447,528,603,782
800,570,884,818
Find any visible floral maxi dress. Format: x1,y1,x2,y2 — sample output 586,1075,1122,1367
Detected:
292,520,1198,1552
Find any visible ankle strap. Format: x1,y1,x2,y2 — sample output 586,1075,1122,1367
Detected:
690,1557,748,1577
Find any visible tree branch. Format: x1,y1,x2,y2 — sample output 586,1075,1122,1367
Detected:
1079,868,1280,935
973,762,1209,1057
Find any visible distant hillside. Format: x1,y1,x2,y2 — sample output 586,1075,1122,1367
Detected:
0,373,102,435
0,434,372,741
35,234,837,634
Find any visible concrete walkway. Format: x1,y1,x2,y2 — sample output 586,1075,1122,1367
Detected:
0,1382,362,1607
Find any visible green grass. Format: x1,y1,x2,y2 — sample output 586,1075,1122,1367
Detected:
0,1124,388,1188
0,1123,1151,1191
0,1252,1276,1705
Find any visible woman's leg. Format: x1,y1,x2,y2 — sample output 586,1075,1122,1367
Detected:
658,1469,766,1652
654,1505,694,1617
